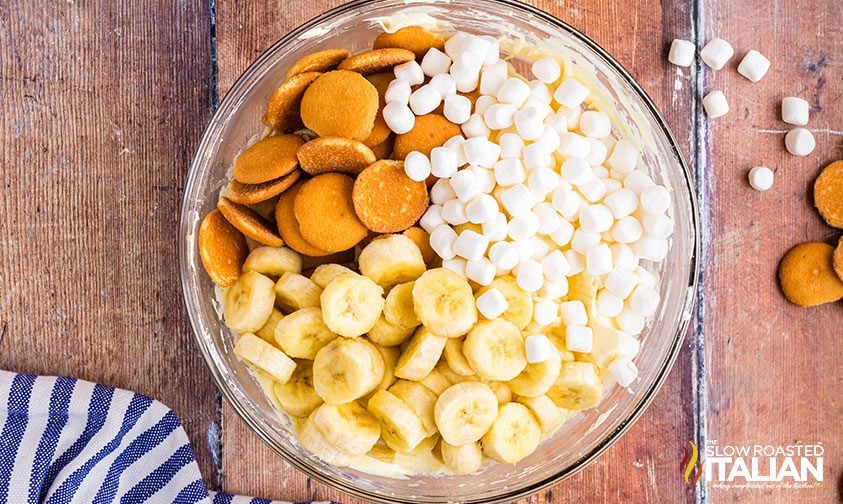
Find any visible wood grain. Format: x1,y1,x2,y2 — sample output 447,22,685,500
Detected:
214,1,699,502
701,0,843,502
0,0,218,484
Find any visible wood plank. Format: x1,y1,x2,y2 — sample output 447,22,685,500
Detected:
701,0,843,502
215,1,698,502
0,0,218,484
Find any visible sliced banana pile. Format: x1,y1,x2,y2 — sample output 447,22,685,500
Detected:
225,233,635,476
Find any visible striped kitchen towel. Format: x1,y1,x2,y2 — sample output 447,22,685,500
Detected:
0,370,331,504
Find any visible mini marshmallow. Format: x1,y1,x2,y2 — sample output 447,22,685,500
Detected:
421,47,452,76
559,300,587,326
603,177,623,195
484,59,508,78
465,257,496,286
700,37,734,70
551,184,582,220
604,188,638,219
579,204,614,234
606,139,640,174
443,94,471,125
702,90,729,118
450,169,482,202
596,289,624,317
529,236,550,261
385,79,411,104
514,107,546,140
633,235,669,262
454,75,479,94
429,224,458,260
444,32,468,59
605,266,638,298
480,35,500,66
579,110,612,139
535,125,562,153
430,178,457,205
612,243,638,271
463,137,500,168
532,57,561,84
466,194,499,224
480,70,507,96
539,279,568,299
527,167,560,200
545,113,568,134
430,146,459,178
482,212,509,242
460,35,493,61
579,178,607,203
623,170,655,194
419,204,445,233
522,143,553,170
476,287,508,319
525,334,554,363
561,158,593,186
497,78,531,107
615,307,645,335
470,165,496,193
404,151,432,182
484,103,518,129
737,50,770,83
784,128,816,156
642,213,674,238
565,325,593,353
634,266,657,288
499,133,524,159
611,216,644,244
394,60,424,86
608,358,638,387
586,243,613,275
453,229,489,261
564,249,585,276
443,135,468,166
507,212,540,241
494,158,526,186
668,39,695,67
442,257,467,275
409,85,442,116
593,165,610,178
571,229,601,255
533,299,559,326
515,259,544,292
528,80,552,104
383,102,415,134
781,97,809,126
488,241,519,270
629,284,660,317
640,185,671,214
534,202,561,234
585,138,608,166
553,77,589,108
550,219,575,247
559,105,583,130
557,132,591,159
541,249,571,283
747,166,774,191
499,184,537,217
430,72,457,97
474,95,497,115
510,239,534,263
451,51,483,79
442,199,469,225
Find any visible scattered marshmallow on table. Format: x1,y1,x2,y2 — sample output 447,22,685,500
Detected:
748,166,774,191
525,334,554,363
700,37,734,70
781,97,809,126
668,39,695,67
702,90,729,118
784,128,816,156
736,50,771,83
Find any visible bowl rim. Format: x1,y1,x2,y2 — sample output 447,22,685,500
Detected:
179,0,701,501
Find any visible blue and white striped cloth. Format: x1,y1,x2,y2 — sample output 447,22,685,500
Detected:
0,370,328,504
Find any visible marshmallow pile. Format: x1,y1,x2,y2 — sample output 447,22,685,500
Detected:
382,30,673,365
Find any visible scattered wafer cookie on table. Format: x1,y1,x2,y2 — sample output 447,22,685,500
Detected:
814,160,843,229
778,242,843,307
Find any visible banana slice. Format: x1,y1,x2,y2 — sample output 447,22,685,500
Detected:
255,308,284,343
589,323,640,369
443,338,477,377
547,361,603,410
243,246,303,277
224,271,276,333
419,363,460,395
412,268,478,338
366,316,415,346
389,380,438,437
321,273,385,337
516,395,566,435
475,276,533,329
481,402,542,464
312,402,381,456
310,263,355,288
546,328,577,362
233,332,296,384
366,443,397,463
273,307,338,359
273,272,323,313
463,319,527,381
406,433,439,455
273,360,323,417
383,281,421,328
358,234,426,290
394,328,448,381
312,337,384,404
441,440,483,475
370,342,400,394
434,381,498,445
507,346,561,397
367,389,427,453
486,380,512,404
299,413,356,466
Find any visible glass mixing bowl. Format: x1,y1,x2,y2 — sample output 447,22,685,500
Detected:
179,0,700,501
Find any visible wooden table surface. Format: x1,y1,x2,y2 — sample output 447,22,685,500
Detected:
1,0,840,502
